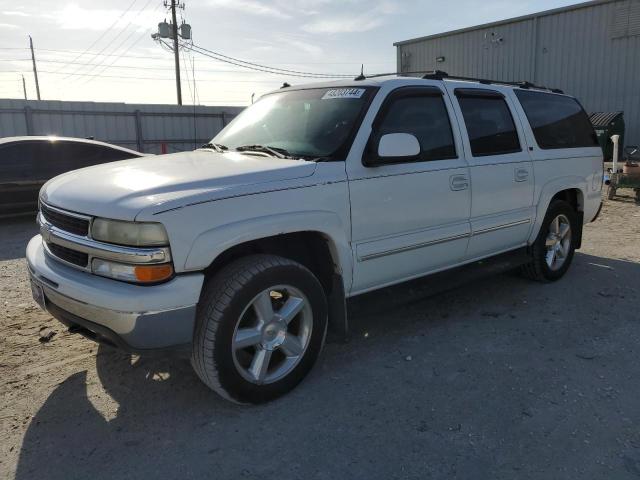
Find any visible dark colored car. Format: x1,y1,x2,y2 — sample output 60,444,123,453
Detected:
0,136,146,217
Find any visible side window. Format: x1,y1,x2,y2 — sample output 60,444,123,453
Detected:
514,90,599,149
0,142,52,181
456,89,521,157
375,90,457,162
50,142,138,175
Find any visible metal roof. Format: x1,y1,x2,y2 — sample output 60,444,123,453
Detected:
394,0,618,46
589,111,624,127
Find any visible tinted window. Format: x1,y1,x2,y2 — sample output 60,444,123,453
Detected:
0,141,138,183
0,142,51,182
457,92,521,157
376,94,456,162
515,90,598,149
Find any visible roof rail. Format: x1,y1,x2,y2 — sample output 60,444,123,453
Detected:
421,71,563,94
349,70,565,94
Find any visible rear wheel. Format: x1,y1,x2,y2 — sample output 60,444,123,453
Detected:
191,254,327,404
521,200,578,282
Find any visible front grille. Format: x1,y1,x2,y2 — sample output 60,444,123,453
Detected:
41,204,90,237
47,243,89,268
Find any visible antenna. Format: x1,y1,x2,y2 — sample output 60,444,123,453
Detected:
354,64,366,81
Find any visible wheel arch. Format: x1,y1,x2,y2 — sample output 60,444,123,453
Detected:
529,178,587,246
184,211,352,340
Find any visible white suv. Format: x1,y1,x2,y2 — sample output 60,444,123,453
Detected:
27,73,603,403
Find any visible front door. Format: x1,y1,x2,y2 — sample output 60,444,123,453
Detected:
347,85,471,294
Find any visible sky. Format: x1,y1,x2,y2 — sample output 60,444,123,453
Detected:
0,0,580,106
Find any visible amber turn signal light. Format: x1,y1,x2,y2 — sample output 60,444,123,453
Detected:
134,264,174,283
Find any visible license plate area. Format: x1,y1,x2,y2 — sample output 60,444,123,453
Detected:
30,278,46,311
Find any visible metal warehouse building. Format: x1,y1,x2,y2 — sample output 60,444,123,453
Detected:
394,0,640,148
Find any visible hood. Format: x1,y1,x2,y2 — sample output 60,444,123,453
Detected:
41,150,317,220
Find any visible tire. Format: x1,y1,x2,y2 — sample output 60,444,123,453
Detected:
521,200,578,282
191,254,328,404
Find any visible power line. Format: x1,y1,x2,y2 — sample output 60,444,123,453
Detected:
3,57,386,76
180,42,353,79
63,0,159,80
0,58,288,75
49,0,140,74
14,69,279,83
181,47,194,103
74,26,154,86
187,42,353,78
1,47,392,65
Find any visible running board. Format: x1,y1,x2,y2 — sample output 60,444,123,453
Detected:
347,247,530,320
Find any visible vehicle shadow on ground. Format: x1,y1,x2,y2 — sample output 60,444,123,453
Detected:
14,253,640,480
0,217,39,261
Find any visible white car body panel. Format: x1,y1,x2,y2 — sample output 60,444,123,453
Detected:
41,150,316,220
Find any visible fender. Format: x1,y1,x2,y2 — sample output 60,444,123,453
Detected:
528,175,587,244
183,210,353,290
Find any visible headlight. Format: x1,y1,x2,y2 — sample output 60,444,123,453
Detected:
91,218,169,247
92,258,174,284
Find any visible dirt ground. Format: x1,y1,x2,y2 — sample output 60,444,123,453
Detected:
1,193,640,480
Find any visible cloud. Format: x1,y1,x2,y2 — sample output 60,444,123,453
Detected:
44,4,158,31
303,16,382,34
2,11,30,17
0,22,19,29
302,1,398,34
208,0,291,19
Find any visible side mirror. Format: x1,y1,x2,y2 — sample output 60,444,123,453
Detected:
365,133,420,166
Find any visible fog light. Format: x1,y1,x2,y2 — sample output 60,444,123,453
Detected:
92,258,173,284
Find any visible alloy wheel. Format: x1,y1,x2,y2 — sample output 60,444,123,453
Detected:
545,214,572,271
231,285,313,385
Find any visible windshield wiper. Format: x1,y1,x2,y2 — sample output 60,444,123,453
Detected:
200,142,228,153
235,144,293,159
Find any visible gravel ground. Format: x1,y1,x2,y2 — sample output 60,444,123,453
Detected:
1,194,640,480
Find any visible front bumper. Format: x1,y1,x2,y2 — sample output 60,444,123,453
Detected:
27,235,204,353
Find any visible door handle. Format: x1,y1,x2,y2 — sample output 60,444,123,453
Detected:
450,174,469,191
514,168,529,182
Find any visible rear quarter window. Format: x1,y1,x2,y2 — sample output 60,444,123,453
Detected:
514,90,598,149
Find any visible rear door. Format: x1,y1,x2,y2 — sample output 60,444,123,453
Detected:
347,84,471,294
446,85,534,259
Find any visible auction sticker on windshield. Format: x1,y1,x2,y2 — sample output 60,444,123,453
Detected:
321,88,366,100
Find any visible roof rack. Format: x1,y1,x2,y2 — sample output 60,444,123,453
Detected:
352,70,564,94
421,70,564,94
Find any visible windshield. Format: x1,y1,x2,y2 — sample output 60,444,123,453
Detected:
211,87,375,160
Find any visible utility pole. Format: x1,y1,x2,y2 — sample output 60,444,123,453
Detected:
170,0,182,105
152,2,190,105
21,75,27,100
28,35,41,100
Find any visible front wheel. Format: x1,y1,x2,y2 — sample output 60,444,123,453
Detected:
521,200,578,282
191,254,327,404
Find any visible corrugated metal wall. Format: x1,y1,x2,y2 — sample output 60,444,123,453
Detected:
396,0,640,146
0,99,244,154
